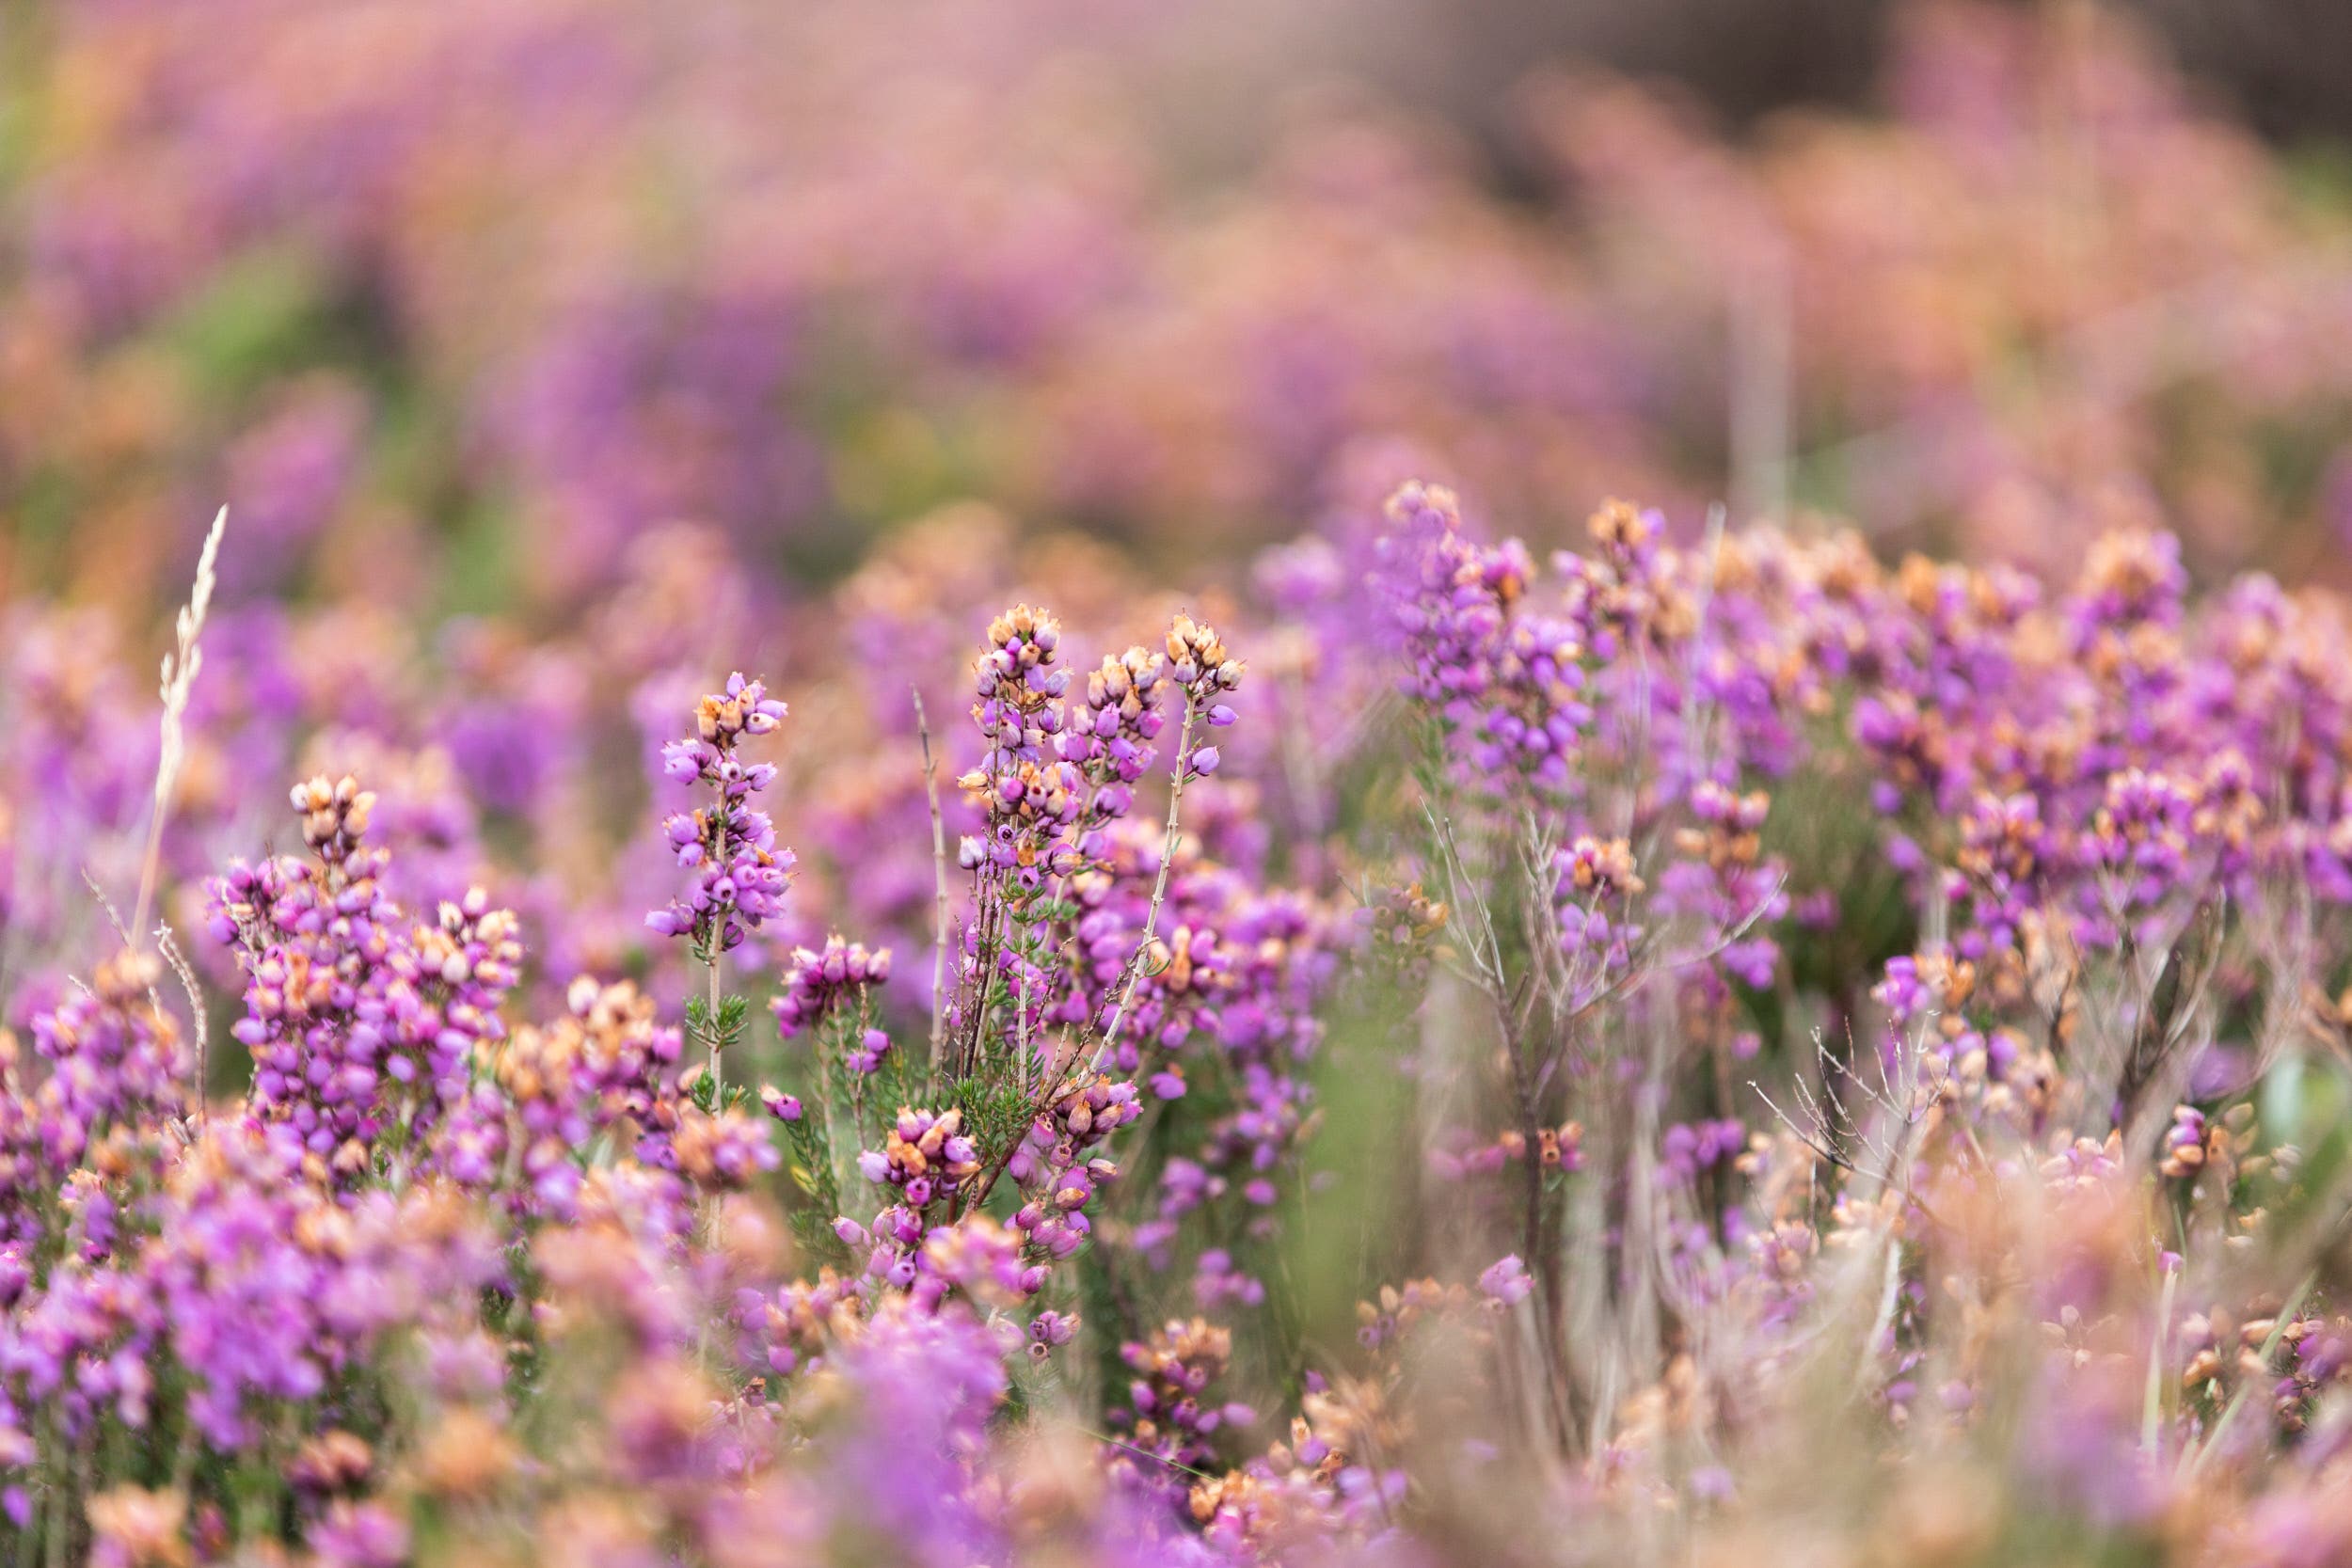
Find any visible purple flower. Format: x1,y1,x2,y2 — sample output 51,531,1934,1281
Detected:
645,674,795,954
1478,1253,1534,1307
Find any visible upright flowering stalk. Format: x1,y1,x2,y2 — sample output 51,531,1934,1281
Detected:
951,605,1084,1082
766,935,901,1248
207,774,521,1184
717,602,1310,1445
645,673,792,1086
941,605,1240,1127
1363,482,1811,1446
1094,614,1243,1053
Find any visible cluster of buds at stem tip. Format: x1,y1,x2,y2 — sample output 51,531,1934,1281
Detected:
2161,1104,2211,1180
646,673,794,952
857,1107,981,1210
771,936,891,1037
293,774,374,866
961,606,1082,875
1165,613,1242,691
1561,835,1644,897
975,605,1065,706
1062,647,1169,799
1165,614,1243,774
955,605,1247,886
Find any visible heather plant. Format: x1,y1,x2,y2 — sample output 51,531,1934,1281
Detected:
0,478,2348,1567
10,2,2352,1555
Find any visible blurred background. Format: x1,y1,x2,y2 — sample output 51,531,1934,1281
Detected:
14,0,2352,1012
1305,0,2352,148
10,0,2352,634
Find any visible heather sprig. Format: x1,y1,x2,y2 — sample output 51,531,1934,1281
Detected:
646,673,793,1093
646,674,792,956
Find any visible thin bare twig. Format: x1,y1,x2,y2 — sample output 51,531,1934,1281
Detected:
1749,1080,1947,1231
913,689,953,1076
156,926,208,1127
79,866,135,951
1092,703,1198,1065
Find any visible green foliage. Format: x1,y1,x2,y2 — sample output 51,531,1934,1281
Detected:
686,992,754,1058
954,1077,1037,1192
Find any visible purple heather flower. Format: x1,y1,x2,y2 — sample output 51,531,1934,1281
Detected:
645,673,794,954
1480,1253,1534,1307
